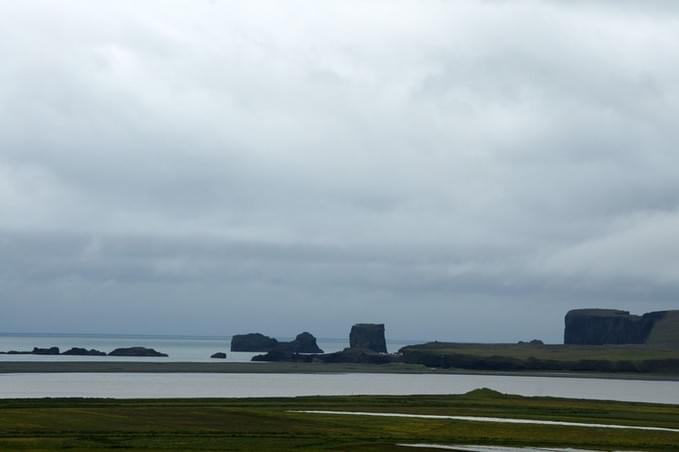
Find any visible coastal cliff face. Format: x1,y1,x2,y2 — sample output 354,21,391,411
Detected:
564,309,679,347
564,309,645,345
350,323,387,353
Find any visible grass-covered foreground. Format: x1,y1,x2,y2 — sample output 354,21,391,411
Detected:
0,389,678,450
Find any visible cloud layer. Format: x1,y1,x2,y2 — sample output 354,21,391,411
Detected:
1,1,678,341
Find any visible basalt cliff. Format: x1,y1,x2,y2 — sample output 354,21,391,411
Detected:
564,309,679,347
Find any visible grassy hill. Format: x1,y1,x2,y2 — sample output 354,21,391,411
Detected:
399,342,679,373
647,311,679,346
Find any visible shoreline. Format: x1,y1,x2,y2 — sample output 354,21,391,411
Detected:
1,361,678,381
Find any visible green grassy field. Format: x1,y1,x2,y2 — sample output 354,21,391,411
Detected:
0,390,678,450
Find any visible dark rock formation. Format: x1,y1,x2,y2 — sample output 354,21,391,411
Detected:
230,333,279,352
275,332,323,354
0,347,60,355
210,352,227,359
518,339,544,345
317,347,396,364
564,309,679,346
32,346,60,355
252,347,398,364
349,323,387,353
231,332,323,353
108,347,168,357
252,349,313,363
62,347,106,356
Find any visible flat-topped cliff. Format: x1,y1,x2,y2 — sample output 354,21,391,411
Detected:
350,323,387,353
564,309,679,347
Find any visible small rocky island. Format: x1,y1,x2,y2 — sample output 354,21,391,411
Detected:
62,347,106,356
1,346,168,357
108,347,168,357
0,347,61,355
31,347,60,355
230,333,279,352
230,332,323,353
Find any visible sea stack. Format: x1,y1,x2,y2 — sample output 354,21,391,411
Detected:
276,332,323,354
230,332,323,353
230,333,279,352
350,323,387,353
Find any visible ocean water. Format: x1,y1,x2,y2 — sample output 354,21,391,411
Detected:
0,333,412,363
1,372,677,403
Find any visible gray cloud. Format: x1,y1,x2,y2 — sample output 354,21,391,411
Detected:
1,1,678,341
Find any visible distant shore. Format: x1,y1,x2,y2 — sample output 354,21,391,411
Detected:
1,361,678,381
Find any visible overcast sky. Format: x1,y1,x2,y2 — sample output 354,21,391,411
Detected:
1,1,678,342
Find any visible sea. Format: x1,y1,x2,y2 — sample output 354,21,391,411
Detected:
0,332,413,362
1,333,678,403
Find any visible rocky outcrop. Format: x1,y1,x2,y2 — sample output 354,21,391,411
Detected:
317,347,396,364
210,352,227,359
252,347,398,364
252,349,313,363
275,332,323,353
108,347,168,357
62,347,106,356
350,323,387,353
230,333,279,352
230,332,323,353
32,346,60,355
1,347,60,355
564,309,679,347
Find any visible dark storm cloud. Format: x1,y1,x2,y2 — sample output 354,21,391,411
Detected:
1,1,678,340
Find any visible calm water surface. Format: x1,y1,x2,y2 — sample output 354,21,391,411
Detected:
1,372,677,403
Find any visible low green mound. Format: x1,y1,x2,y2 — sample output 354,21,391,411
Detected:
463,388,506,398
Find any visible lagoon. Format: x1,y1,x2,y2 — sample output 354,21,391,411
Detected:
1,372,678,403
